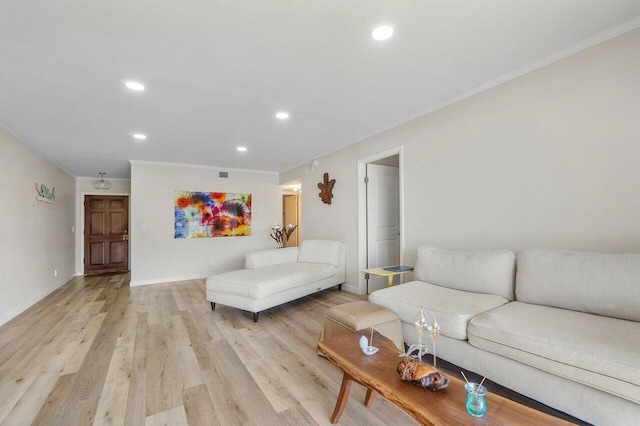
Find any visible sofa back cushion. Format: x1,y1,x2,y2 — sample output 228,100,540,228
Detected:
516,249,640,321
298,240,344,267
245,246,299,269
414,246,516,300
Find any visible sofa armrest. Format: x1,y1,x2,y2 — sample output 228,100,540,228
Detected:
245,247,299,269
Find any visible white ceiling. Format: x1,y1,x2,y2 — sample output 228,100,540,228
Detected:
2,1,639,179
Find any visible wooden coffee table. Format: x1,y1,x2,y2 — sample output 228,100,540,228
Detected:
318,330,573,425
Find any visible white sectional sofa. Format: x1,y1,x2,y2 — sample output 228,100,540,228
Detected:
369,246,640,426
206,240,345,322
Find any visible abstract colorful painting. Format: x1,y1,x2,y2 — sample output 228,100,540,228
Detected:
174,191,251,238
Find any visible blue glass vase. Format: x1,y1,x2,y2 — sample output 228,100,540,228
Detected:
464,382,487,417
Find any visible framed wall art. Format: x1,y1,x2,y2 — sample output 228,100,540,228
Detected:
174,191,251,238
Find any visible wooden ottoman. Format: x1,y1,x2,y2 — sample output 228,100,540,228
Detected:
319,301,404,351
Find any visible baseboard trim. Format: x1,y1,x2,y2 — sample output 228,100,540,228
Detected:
342,283,360,294
130,274,206,287
0,274,74,327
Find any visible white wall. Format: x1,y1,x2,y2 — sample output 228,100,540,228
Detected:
130,161,281,286
281,144,361,292
75,178,131,275
282,28,640,294
0,127,75,326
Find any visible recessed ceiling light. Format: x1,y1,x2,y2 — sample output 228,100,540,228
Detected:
371,25,394,41
125,81,145,91
237,146,247,152
132,133,147,140
275,111,289,120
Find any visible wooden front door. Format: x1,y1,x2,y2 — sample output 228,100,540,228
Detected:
84,195,129,275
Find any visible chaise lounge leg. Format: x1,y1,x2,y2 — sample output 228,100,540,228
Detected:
253,312,259,322
211,302,216,311
338,284,342,291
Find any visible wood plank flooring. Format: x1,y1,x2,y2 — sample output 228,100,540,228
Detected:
0,274,418,425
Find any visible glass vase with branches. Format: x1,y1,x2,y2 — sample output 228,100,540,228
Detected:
270,223,297,248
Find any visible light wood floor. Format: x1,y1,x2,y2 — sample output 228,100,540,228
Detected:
0,274,418,425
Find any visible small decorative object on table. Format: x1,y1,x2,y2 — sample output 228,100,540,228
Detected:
427,313,440,367
397,359,449,391
269,223,297,248
462,372,487,417
359,335,368,351
400,306,430,358
358,327,379,355
465,381,488,417
398,308,449,391
382,266,413,273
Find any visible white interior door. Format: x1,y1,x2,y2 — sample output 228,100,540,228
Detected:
366,164,400,292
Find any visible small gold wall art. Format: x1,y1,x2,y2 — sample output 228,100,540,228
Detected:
318,172,335,204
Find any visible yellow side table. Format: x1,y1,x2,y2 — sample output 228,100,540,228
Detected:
363,266,414,294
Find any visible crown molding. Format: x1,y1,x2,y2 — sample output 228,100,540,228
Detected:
128,159,279,175
354,16,640,148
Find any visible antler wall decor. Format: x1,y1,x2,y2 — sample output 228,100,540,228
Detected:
318,172,335,204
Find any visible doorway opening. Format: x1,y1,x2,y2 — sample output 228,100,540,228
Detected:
281,181,301,247
358,147,403,294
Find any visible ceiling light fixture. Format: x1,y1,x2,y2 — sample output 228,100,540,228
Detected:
237,146,247,152
132,133,147,140
93,172,112,190
371,24,394,41
275,111,289,120
125,81,145,91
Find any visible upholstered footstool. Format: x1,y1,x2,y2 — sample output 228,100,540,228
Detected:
319,301,404,351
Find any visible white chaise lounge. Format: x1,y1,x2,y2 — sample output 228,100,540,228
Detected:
206,240,345,321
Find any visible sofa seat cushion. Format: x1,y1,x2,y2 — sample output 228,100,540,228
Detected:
207,262,336,300
468,301,640,404
368,281,509,340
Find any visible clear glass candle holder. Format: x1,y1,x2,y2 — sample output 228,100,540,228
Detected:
464,382,487,417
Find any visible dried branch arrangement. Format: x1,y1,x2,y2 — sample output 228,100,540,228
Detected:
270,223,298,248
